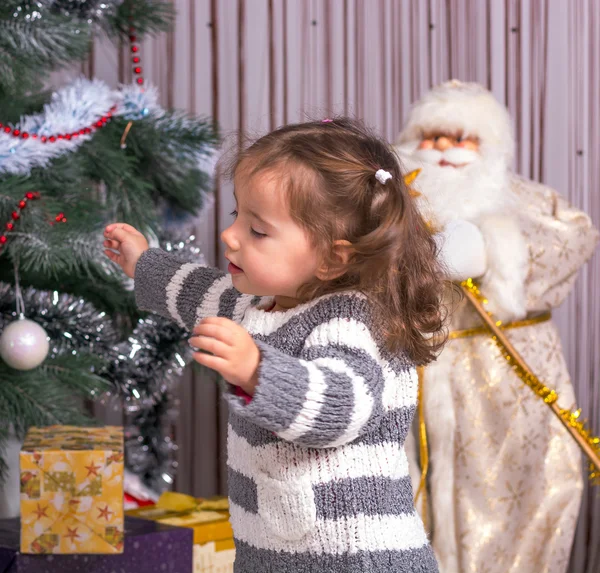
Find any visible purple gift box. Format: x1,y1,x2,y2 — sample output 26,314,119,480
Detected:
0,516,193,573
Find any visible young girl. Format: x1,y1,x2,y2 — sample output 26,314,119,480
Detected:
104,118,445,572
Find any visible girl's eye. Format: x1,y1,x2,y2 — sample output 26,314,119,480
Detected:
251,228,267,238
230,209,238,218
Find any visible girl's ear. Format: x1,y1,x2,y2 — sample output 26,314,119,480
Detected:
315,240,353,280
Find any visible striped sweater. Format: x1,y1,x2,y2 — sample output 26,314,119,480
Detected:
134,249,438,573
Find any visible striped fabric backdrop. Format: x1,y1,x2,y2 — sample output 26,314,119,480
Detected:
79,2,599,571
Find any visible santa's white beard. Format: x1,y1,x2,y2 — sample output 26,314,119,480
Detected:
412,146,479,167
395,139,529,322
396,140,515,227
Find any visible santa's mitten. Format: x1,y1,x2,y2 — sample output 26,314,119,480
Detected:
477,214,529,323
435,219,487,281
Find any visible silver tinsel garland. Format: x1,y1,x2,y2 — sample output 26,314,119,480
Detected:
104,313,188,412
49,0,123,19
124,393,179,492
16,0,123,22
0,283,120,360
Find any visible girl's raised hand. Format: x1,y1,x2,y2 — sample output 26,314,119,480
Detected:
103,223,149,278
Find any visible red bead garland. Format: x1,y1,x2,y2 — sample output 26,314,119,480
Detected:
0,191,41,250
129,27,144,86
0,106,117,145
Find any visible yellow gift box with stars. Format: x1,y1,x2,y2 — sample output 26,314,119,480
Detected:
20,425,124,554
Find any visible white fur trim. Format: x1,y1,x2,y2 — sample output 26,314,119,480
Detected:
421,355,460,572
277,361,327,443
396,81,515,163
165,263,200,328
436,219,488,281
194,274,233,325
229,501,429,554
303,318,418,412
227,427,409,482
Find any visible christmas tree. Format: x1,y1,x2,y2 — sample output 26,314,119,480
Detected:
0,0,216,498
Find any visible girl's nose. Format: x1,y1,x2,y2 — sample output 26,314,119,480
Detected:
221,225,240,251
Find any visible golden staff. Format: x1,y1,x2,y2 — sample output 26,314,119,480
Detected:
461,279,600,483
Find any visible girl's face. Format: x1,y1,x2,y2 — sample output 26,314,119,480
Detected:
221,165,322,304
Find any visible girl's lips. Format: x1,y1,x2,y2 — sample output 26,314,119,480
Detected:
228,262,244,274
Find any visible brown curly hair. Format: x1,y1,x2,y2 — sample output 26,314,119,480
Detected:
224,118,447,365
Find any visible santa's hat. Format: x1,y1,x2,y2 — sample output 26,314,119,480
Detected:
396,80,515,162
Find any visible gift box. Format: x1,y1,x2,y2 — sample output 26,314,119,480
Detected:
0,516,193,573
20,425,124,554
127,492,235,572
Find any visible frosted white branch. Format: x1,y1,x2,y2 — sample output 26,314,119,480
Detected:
0,78,162,175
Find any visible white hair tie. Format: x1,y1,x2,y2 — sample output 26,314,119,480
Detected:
375,169,392,184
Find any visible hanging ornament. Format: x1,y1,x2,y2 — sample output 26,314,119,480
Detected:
0,259,49,370
0,318,49,370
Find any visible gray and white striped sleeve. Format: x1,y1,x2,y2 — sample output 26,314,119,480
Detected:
134,248,254,329
226,318,389,448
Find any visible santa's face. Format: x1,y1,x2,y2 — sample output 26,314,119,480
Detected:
414,131,480,168
395,129,512,225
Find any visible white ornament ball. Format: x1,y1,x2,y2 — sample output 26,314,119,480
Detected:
0,318,50,370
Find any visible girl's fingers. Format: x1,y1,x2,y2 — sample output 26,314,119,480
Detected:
192,323,235,346
104,250,119,262
105,223,142,235
103,239,120,250
200,316,236,328
104,227,130,243
192,351,228,374
188,335,230,357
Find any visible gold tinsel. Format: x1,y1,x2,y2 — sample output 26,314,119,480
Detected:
558,408,600,485
462,278,558,404
461,278,600,484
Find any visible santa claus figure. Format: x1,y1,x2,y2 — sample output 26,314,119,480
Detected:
395,80,599,573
